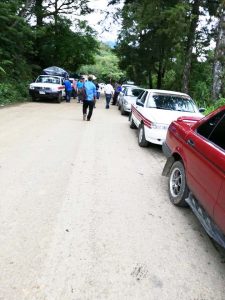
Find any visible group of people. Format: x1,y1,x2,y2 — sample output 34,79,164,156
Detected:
64,76,122,121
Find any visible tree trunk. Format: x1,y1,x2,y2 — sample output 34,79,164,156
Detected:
182,0,200,94
35,0,43,27
148,70,153,89
212,6,225,101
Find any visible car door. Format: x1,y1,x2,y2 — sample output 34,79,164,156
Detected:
132,91,148,126
206,112,225,234
184,110,225,218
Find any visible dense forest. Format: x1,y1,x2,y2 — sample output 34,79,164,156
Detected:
0,0,225,111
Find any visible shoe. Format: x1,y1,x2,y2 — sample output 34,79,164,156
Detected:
83,114,86,121
87,119,90,121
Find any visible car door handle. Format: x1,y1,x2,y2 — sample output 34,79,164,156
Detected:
187,139,195,147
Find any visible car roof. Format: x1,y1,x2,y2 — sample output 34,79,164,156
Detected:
38,74,63,78
145,89,190,97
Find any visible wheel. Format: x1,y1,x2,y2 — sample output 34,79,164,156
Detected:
129,113,136,129
168,161,189,207
138,124,149,147
57,93,62,103
121,105,126,115
31,96,36,102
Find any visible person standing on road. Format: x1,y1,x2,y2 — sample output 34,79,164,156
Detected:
83,76,96,121
77,77,85,103
104,81,114,109
64,77,72,103
112,82,122,105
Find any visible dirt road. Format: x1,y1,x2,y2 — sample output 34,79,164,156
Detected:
0,99,225,300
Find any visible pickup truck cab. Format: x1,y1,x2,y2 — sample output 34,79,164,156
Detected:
129,89,203,146
29,75,65,103
162,105,225,248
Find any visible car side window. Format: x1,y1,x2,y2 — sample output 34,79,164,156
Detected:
197,111,225,139
140,91,148,104
208,113,225,150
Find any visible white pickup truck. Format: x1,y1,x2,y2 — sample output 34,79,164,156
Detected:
29,75,66,103
129,89,204,147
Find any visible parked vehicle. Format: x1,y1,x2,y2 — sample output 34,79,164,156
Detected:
117,84,139,108
119,86,145,115
129,89,204,146
29,75,65,103
162,105,225,248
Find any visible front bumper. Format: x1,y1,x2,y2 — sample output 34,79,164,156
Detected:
123,103,131,112
29,89,61,99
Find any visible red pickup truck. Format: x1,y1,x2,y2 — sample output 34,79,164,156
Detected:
162,105,225,248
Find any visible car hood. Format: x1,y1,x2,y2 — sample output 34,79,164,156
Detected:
147,108,204,124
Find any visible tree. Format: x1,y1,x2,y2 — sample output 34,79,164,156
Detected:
212,2,225,100
80,43,124,82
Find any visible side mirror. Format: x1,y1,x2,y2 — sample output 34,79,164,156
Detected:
199,107,205,113
136,100,144,107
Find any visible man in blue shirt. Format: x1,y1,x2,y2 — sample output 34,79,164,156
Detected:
83,76,97,121
64,77,72,102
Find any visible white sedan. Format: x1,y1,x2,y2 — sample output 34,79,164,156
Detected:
119,86,145,115
129,89,204,146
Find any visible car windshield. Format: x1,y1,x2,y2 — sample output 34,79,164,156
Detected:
36,76,60,84
147,94,196,112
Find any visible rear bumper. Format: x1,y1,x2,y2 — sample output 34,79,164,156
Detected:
29,90,61,99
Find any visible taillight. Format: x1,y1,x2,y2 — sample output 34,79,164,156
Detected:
58,86,64,90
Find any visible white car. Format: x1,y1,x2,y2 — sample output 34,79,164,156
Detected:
29,75,66,103
117,84,139,108
129,89,204,146
119,86,145,115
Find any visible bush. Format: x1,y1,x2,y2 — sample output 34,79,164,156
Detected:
204,98,225,115
0,81,29,105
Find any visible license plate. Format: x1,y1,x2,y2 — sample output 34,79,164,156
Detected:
39,91,45,94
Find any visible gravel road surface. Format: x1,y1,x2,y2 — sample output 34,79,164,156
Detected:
0,99,225,300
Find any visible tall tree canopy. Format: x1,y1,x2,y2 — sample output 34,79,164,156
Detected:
110,0,223,103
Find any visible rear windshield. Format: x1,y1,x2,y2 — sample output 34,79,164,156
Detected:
147,94,196,113
36,76,60,84
127,88,144,97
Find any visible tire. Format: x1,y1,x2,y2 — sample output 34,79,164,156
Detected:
129,113,136,129
31,96,36,102
138,124,149,147
168,160,189,207
57,93,62,103
121,105,126,115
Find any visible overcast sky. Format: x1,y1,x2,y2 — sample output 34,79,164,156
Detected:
83,0,123,42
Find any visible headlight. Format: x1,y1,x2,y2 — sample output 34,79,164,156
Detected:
29,85,35,89
124,100,129,105
151,123,168,130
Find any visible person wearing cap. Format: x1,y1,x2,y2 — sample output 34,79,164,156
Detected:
83,76,97,121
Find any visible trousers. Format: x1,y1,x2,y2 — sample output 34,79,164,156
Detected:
83,100,94,120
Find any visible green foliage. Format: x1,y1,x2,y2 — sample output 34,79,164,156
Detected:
80,43,125,82
0,1,99,104
204,98,225,115
0,81,29,105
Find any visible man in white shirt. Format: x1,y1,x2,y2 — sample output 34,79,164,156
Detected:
104,82,114,109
